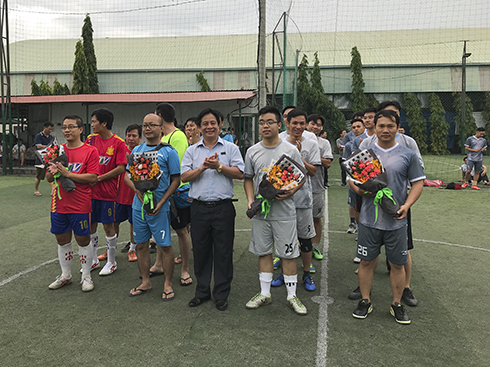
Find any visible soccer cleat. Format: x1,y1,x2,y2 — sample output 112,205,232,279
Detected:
352,299,373,319
287,296,307,315
97,251,107,261
303,276,316,291
246,292,272,309
121,242,130,252
273,257,281,270
348,286,362,300
390,302,411,324
309,263,316,273
312,248,324,260
347,223,357,234
81,278,94,292
128,250,137,262
48,275,72,290
353,257,361,264
99,262,117,276
471,185,481,190
461,182,468,189
80,260,100,274
402,287,418,307
271,273,284,287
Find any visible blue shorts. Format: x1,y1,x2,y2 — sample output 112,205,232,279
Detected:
132,208,171,247
91,199,116,224
115,203,133,225
51,212,91,236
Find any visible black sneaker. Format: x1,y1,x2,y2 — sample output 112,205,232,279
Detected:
348,286,362,300
149,242,157,253
390,302,411,324
402,287,418,307
352,299,372,319
121,242,130,253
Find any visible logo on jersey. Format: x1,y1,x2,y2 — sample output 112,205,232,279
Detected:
106,146,114,156
99,156,112,165
68,163,83,173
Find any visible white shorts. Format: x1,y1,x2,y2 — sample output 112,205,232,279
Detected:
296,208,316,239
249,218,300,259
312,192,325,218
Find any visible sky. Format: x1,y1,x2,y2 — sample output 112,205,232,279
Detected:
6,0,490,43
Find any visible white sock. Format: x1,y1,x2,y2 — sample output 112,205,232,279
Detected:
129,243,137,252
259,272,273,296
284,274,297,299
58,242,73,278
91,232,98,263
312,243,319,250
78,245,93,279
106,234,117,264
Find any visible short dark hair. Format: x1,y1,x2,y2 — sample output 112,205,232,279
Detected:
91,108,114,130
184,117,197,130
374,109,400,126
155,103,176,124
286,108,308,122
216,110,225,123
307,114,326,126
125,124,142,137
363,107,377,115
63,115,83,128
258,106,281,124
477,127,485,132
43,122,54,128
282,105,296,114
352,111,364,119
351,118,364,125
463,156,467,162
196,108,221,127
377,100,401,112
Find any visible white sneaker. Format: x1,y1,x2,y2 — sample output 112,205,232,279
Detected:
288,296,308,315
99,262,117,276
347,223,357,234
81,278,94,292
353,257,361,263
48,275,72,290
246,292,272,309
80,260,100,274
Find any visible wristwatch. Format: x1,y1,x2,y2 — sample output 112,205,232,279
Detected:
216,164,223,173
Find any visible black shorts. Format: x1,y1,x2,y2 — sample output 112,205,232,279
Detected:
171,205,191,230
36,167,46,181
355,194,363,212
407,208,413,250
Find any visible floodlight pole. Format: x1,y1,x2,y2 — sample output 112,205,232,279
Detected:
1,0,12,175
257,0,266,110
461,41,471,155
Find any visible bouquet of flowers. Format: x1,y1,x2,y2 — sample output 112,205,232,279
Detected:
342,149,400,221
37,144,76,199
247,154,306,219
43,145,60,164
127,148,162,219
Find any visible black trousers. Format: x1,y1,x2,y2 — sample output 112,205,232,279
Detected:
339,157,347,185
190,201,236,301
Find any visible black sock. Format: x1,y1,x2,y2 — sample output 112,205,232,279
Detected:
350,217,356,224
303,270,310,279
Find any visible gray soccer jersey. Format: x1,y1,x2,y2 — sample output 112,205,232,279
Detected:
359,133,424,168
281,136,321,208
244,140,305,220
279,129,317,142
465,136,487,162
359,143,425,231
311,136,333,194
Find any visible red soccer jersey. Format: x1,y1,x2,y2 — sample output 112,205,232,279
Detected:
51,143,99,214
86,133,127,201
117,145,135,205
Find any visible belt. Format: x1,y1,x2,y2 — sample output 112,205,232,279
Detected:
195,199,235,207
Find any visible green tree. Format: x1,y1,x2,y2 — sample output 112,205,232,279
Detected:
428,93,450,155
72,40,89,94
453,92,477,140
63,84,71,95
297,54,312,111
82,14,99,94
403,93,428,154
31,79,41,96
196,70,211,92
350,46,377,111
53,78,64,95
482,91,490,129
39,79,52,95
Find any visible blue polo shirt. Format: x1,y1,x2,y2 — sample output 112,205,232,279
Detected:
34,131,54,164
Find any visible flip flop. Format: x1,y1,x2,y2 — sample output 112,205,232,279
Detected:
174,255,183,264
139,271,165,279
128,287,152,297
162,290,175,301
34,193,42,196
180,276,193,286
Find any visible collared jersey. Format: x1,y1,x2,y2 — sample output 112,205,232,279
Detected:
86,133,127,201
181,137,244,201
117,145,134,205
51,143,99,214
465,136,487,162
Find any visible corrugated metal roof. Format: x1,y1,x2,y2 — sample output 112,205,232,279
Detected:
10,28,490,72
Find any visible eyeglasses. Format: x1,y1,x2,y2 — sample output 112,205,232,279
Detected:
142,124,163,129
258,120,278,126
61,125,80,130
